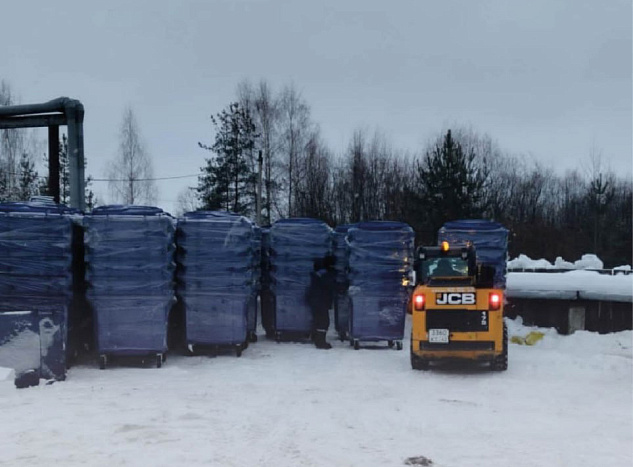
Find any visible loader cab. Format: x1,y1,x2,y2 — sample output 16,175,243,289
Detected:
415,242,477,286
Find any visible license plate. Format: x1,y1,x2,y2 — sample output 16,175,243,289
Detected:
428,329,449,343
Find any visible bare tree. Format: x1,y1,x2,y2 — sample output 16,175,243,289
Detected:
278,84,312,217
108,107,157,205
293,130,334,223
237,79,281,224
175,187,200,216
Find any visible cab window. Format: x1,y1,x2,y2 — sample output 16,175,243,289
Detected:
422,257,468,281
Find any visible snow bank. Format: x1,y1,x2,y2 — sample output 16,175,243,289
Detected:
508,254,555,269
508,253,612,270
507,270,633,302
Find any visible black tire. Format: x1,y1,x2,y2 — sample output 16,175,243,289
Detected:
388,340,395,348
411,354,430,371
410,337,429,370
353,340,360,350
99,355,107,370
492,323,508,371
248,332,258,343
162,353,167,363
396,341,403,351
236,345,243,358
156,354,162,368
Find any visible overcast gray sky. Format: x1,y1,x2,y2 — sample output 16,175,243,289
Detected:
1,0,631,213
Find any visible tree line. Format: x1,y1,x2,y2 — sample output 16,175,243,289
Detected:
1,77,630,267
194,80,631,267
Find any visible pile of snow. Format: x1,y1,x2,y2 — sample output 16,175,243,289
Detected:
508,253,611,270
507,270,633,302
614,265,632,272
0,318,631,467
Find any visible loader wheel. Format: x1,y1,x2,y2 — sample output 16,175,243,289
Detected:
99,355,107,370
410,353,430,371
491,323,508,371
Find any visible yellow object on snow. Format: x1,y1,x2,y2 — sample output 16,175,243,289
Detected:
510,331,545,346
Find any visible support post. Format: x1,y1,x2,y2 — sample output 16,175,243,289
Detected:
48,125,60,203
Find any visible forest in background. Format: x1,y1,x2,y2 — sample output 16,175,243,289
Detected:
1,78,631,267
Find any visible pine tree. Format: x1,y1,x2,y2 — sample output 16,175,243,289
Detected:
39,134,96,209
197,103,258,214
16,153,38,201
416,129,490,235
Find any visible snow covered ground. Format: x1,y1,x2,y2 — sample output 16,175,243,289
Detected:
0,317,631,467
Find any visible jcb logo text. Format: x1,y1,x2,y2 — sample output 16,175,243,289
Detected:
435,292,476,305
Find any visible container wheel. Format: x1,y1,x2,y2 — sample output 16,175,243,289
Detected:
248,331,258,343
156,354,163,368
99,355,107,370
236,345,243,357
162,353,167,363
491,323,508,371
388,340,395,348
353,340,360,350
396,341,403,351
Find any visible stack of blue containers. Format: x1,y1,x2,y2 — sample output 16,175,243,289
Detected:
84,205,175,368
176,212,259,356
333,224,355,341
347,221,414,349
438,220,509,289
269,218,333,340
0,201,78,382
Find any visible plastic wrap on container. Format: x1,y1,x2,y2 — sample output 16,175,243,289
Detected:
0,202,75,381
269,218,333,334
92,296,171,354
347,221,414,342
85,205,175,356
0,208,74,294
438,220,509,289
176,211,259,347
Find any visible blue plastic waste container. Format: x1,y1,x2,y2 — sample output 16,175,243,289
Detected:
347,221,414,349
84,205,175,369
176,211,259,356
269,218,333,341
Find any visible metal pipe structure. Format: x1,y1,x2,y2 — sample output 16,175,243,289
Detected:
0,98,86,210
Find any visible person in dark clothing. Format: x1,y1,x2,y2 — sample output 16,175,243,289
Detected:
307,255,336,349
